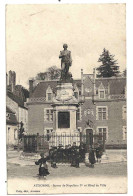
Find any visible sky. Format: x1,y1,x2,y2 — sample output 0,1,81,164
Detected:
6,4,126,88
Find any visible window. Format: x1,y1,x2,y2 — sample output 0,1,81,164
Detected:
99,90,105,99
76,107,81,121
6,113,10,120
47,93,52,101
97,127,108,141
123,126,127,140
44,128,53,141
14,129,18,140
74,92,78,99
122,105,126,120
96,106,108,120
44,109,53,122
77,127,82,132
46,85,53,101
105,89,108,94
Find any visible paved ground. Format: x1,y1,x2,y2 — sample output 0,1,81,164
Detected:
7,161,127,180
7,151,127,194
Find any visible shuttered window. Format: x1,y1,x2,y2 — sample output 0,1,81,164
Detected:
44,108,53,122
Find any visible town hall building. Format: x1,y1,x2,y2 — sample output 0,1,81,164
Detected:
26,69,126,149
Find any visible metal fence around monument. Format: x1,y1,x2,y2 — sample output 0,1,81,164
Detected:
22,133,104,153
22,133,104,163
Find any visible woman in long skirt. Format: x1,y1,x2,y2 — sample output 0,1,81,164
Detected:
35,152,50,178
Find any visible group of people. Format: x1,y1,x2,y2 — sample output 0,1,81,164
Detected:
49,142,86,167
35,142,103,178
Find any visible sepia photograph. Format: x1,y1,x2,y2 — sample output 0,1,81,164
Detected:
6,3,127,194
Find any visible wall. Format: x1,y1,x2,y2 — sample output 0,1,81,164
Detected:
94,100,127,145
19,107,28,131
6,96,19,120
77,99,95,134
78,74,95,133
28,103,54,134
6,125,18,146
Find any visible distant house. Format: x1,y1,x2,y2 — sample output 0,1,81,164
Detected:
6,71,29,148
6,71,29,132
6,91,28,132
6,107,18,146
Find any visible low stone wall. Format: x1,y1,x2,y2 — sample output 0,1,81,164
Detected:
105,144,127,149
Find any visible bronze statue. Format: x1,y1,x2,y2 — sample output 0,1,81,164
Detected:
59,44,72,82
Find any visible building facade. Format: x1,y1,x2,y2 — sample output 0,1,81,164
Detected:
6,71,29,132
6,107,18,146
27,71,126,148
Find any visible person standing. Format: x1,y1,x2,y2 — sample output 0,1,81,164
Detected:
50,146,58,168
71,142,80,168
89,147,96,168
95,144,103,163
35,152,50,178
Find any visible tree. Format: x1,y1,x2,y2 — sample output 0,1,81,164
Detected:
123,69,126,77
35,66,61,80
96,48,120,78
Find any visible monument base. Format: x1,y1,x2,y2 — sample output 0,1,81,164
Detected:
52,82,79,137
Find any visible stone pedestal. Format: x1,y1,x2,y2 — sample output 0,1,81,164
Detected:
52,83,79,135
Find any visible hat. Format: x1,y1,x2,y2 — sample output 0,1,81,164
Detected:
63,44,68,48
40,152,44,157
59,144,63,147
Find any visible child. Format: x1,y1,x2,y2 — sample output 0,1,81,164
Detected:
51,147,58,168
35,152,50,178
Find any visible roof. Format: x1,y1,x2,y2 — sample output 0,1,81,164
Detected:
95,77,126,94
6,107,15,114
31,80,82,98
6,107,18,125
7,91,27,109
30,76,126,98
31,81,58,98
73,80,81,89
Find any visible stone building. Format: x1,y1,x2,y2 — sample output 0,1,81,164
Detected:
27,70,126,148
6,71,29,133
6,107,18,147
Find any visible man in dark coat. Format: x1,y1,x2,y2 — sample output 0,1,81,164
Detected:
67,144,72,162
95,144,103,163
57,144,64,163
71,142,80,168
79,143,86,162
89,147,96,168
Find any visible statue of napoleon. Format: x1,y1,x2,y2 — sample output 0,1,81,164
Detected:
59,44,73,82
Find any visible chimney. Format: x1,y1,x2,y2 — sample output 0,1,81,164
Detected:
6,73,8,94
9,70,12,86
93,68,96,96
9,70,16,93
81,69,84,102
108,81,110,95
29,80,33,97
12,71,16,86
6,73,8,86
